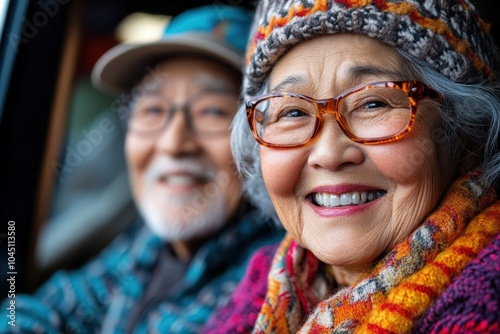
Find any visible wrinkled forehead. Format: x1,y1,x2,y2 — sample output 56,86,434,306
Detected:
268,34,413,95
130,55,241,97
141,73,236,95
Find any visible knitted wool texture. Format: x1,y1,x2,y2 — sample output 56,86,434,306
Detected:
415,233,500,333
243,0,500,97
354,203,500,333
252,168,500,333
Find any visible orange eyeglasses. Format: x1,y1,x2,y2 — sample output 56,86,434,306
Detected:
245,81,442,148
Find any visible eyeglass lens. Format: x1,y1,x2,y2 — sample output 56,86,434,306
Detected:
129,91,238,135
253,85,412,146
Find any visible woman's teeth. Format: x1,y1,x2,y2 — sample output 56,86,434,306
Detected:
313,190,385,207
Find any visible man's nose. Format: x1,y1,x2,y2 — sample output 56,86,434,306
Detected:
155,107,199,156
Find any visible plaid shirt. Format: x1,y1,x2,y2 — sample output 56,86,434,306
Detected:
1,206,283,333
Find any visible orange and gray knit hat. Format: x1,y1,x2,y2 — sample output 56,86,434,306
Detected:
244,0,500,96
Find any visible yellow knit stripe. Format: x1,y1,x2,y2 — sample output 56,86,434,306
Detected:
357,201,500,333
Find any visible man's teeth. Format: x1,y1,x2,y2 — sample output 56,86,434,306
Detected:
161,175,198,185
313,190,384,207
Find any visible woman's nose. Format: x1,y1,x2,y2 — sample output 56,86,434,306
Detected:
307,116,365,171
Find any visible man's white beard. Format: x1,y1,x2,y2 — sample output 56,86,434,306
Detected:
140,189,227,241
137,156,230,241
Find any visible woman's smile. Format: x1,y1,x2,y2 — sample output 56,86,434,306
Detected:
311,188,386,207
307,184,387,216
261,34,456,272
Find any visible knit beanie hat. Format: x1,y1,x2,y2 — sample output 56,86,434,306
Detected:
244,0,500,97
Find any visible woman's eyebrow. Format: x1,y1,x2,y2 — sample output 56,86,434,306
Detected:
347,65,406,80
271,75,305,92
270,66,406,93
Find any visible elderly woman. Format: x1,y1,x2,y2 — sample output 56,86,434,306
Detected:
202,0,500,333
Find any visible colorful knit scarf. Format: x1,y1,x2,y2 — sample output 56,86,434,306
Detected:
252,168,500,333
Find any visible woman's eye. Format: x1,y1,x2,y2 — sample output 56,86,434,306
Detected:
363,100,388,109
281,109,307,118
271,108,311,124
286,109,306,117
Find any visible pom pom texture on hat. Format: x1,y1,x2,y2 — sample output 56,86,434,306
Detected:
244,0,500,96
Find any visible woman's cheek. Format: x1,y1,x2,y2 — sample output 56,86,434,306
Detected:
261,147,307,240
366,132,440,186
260,147,305,196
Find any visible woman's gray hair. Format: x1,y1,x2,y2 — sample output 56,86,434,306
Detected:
231,52,500,223
402,51,500,187
231,78,278,222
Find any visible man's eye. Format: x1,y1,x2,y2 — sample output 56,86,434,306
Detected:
201,107,229,117
144,106,164,114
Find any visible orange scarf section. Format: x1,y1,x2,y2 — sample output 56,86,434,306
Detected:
253,168,499,333
355,202,500,333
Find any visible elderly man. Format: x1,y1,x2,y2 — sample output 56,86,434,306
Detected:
0,5,282,333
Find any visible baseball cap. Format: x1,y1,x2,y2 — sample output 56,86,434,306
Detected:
91,5,253,94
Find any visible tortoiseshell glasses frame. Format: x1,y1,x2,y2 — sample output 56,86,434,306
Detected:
245,81,442,148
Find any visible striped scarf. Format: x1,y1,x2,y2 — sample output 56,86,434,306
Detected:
253,168,500,333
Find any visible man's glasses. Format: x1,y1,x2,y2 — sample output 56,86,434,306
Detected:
245,81,442,148
129,89,239,136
